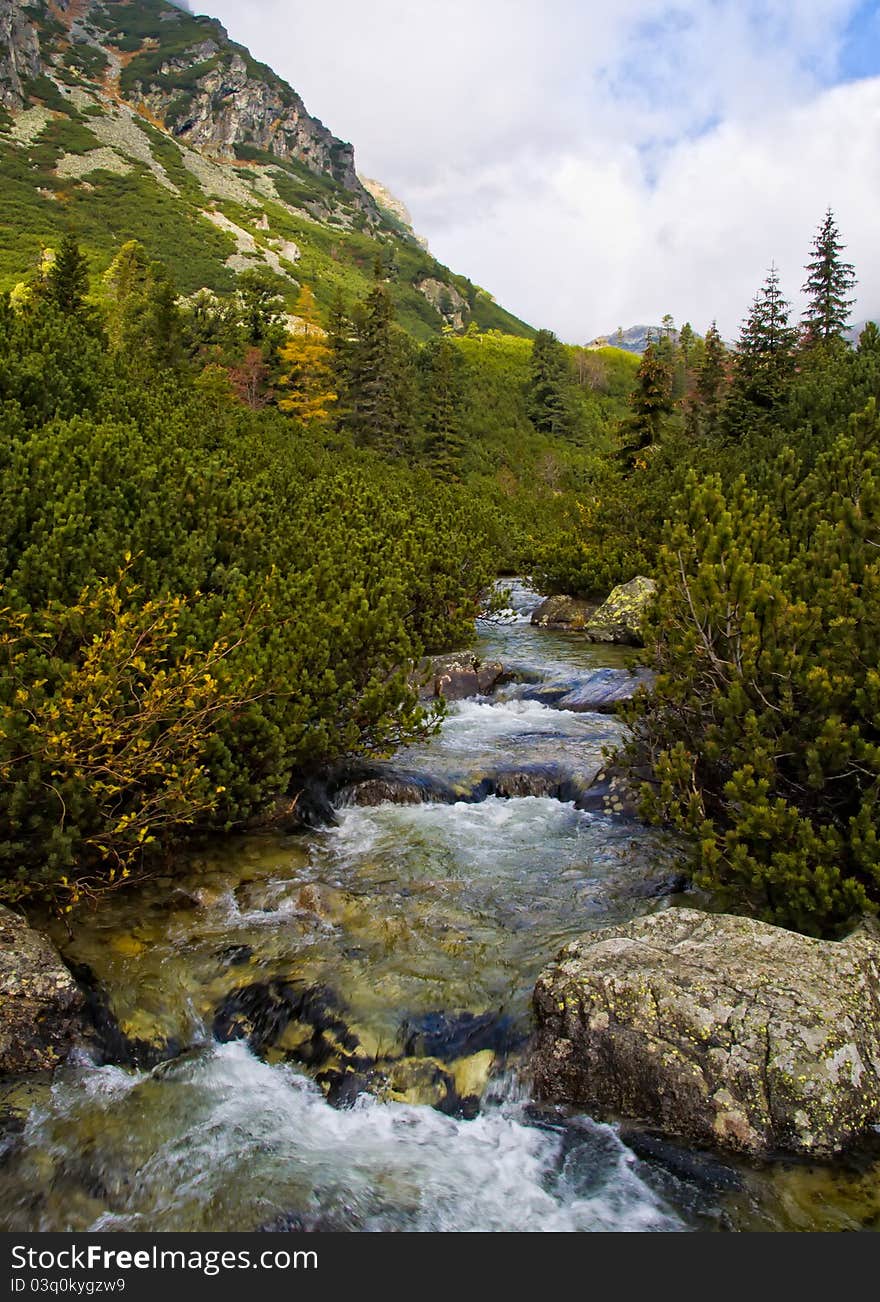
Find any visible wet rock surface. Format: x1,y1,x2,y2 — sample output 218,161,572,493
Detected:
519,667,655,714
415,652,504,701
532,908,880,1157
0,906,84,1075
213,980,506,1118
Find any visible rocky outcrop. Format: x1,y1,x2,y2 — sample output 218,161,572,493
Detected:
415,277,469,330
585,576,656,645
0,0,42,110
0,906,85,1074
416,652,504,701
126,35,376,213
361,176,428,248
531,594,596,630
532,909,880,1157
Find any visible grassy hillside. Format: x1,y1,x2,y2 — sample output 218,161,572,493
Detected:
0,0,534,341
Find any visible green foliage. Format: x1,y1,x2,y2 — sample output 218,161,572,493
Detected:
334,279,419,457
44,232,89,317
617,343,675,466
0,290,496,906
688,322,728,438
527,329,573,437
420,335,466,479
724,265,797,436
801,208,856,346
624,404,880,935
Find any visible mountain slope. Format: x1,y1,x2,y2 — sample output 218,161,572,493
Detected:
0,0,533,339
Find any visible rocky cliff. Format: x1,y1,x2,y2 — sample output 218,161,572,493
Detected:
0,0,534,341
0,0,375,212
0,0,42,110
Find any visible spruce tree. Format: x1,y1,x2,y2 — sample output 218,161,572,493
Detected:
526,329,571,436
102,241,183,370
724,264,797,434
688,322,727,436
421,335,465,479
45,232,88,317
346,280,416,457
617,342,673,466
801,208,856,346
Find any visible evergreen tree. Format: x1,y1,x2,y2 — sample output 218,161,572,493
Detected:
672,321,695,401
237,267,286,351
655,314,677,373
724,264,797,435
688,322,727,437
801,208,856,346
421,336,465,479
103,241,181,370
526,329,571,436
44,232,89,317
346,280,417,457
617,343,673,466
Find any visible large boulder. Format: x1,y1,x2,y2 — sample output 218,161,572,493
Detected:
530,594,596,630
415,652,504,701
0,906,84,1074
586,576,656,645
531,908,880,1157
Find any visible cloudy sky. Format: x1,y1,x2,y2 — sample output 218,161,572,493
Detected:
201,1,878,342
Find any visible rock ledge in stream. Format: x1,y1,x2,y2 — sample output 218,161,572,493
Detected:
531,908,880,1157
530,595,596,630
0,906,85,1074
585,576,656,646
415,652,504,701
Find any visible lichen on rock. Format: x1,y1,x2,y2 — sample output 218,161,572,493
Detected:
531,907,880,1157
585,576,656,646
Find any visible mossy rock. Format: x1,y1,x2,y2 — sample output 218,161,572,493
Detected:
585,576,656,646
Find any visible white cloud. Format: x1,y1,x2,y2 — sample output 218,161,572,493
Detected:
202,1,878,339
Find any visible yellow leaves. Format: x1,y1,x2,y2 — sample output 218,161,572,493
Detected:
277,283,337,429
3,568,265,908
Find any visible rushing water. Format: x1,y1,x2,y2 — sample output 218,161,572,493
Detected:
2,580,880,1233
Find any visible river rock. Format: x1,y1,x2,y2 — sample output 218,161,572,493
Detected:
0,906,84,1075
557,668,656,713
530,595,596,630
531,909,880,1157
416,652,504,701
586,576,656,646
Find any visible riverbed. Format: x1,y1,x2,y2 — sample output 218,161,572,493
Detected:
1,581,879,1232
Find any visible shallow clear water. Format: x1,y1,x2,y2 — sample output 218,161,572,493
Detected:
2,579,879,1233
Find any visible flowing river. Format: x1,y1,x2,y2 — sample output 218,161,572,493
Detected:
1,582,879,1233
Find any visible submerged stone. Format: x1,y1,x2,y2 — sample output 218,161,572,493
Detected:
401,1008,519,1060
532,908,880,1157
